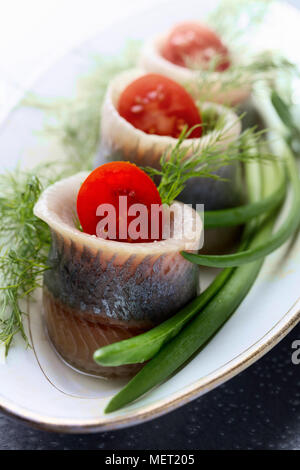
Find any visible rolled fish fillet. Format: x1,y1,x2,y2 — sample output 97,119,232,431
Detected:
96,69,243,211
96,69,244,252
34,172,202,378
139,33,251,106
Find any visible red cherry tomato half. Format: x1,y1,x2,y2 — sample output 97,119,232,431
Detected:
118,74,202,139
161,22,230,72
77,162,163,243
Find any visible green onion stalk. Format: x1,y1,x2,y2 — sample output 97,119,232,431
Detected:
182,142,299,267
104,153,283,413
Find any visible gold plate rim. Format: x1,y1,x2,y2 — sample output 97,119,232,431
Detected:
0,297,299,433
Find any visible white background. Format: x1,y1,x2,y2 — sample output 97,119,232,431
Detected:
0,0,298,117
0,0,166,115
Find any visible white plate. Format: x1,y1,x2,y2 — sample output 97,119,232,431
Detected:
0,0,299,433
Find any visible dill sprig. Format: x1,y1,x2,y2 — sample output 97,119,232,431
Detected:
0,156,90,353
145,124,274,205
0,166,56,353
23,41,140,173
207,0,273,45
189,51,296,105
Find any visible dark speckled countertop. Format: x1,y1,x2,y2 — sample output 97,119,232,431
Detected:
1,322,299,450
0,0,300,451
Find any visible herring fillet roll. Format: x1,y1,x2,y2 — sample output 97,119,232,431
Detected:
139,33,251,106
95,69,243,212
34,172,202,378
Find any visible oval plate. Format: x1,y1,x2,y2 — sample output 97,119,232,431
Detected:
0,0,299,433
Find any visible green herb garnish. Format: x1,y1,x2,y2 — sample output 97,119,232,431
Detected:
0,167,53,353
0,162,85,354
145,123,274,206
23,42,140,172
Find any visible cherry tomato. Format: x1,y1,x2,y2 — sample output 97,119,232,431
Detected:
77,162,163,243
161,22,230,72
118,74,202,138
